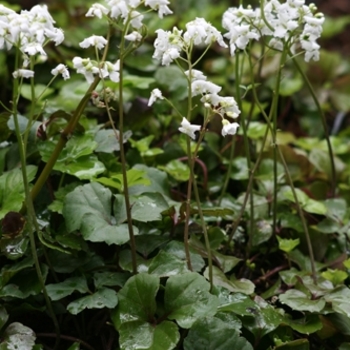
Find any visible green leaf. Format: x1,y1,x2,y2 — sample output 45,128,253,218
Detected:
118,250,151,273
184,316,253,350
148,250,189,277
112,274,159,329
309,148,345,180
0,236,29,260
251,219,273,246
0,265,48,299
274,339,309,350
324,286,350,317
67,288,118,315
158,160,190,182
63,183,135,245
7,114,41,142
279,186,327,215
285,314,322,335
205,266,254,295
93,272,130,289
279,74,303,96
123,75,156,89
229,157,250,180
131,192,169,222
277,237,300,253
213,252,242,273
0,165,37,219
97,168,151,192
0,256,34,286
216,289,259,316
20,83,54,101
207,227,225,250
46,276,89,301
135,235,169,257
67,343,81,350
165,272,219,329
0,306,8,332
38,135,105,180
0,322,35,350
118,320,179,350
162,241,205,272
94,129,132,153
322,15,350,39
128,165,170,196
321,269,348,286
242,296,283,338
154,66,188,100
279,289,325,313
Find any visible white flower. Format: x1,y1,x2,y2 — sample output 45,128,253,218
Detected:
153,27,183,66
86,3,109,18
108,0,129,20
51,63,70,80
103,60,120,82
145,0,172,19
23,42,46,56
129,10,143,29
79,35,107,49
178,117,201,140
221,119,239,136
191,80,221,97
184,17,227,48
12,69,34,79
148,88,164,106
185,69,207,82
72,56,95,83
125,31,142,42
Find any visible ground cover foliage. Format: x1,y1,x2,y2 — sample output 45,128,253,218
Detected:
1,0,350,349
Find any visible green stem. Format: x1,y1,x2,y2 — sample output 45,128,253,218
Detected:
184,138,194,271
29,76,100,203
291,55,336,197
119,19,137,275
276,145,317,282
269,48,288,239
192,158,213,289
12,49,61,349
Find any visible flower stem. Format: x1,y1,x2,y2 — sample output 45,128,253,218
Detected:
119,19,137,275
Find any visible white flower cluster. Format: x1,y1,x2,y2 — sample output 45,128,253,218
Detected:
72,35,120,83
222,0,324,61
0,4,63,55
153,18,227,66
0,4,66,79
86,0,172,29
186,70,240,137
148,68,240,139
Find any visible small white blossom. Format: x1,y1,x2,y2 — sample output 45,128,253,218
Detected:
185,69,207,82
129,10,143,29
148,88,164,106
125,31,142,42
222,119,239,136
145,0,172,18
51,63,70,80
86,3,109,18
153,27,183,66
191,80,221,97
12,69,34,79
103,60,120,82
79,35,107,49
73,56,95,83
179,117,201,140
184,17,227,48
